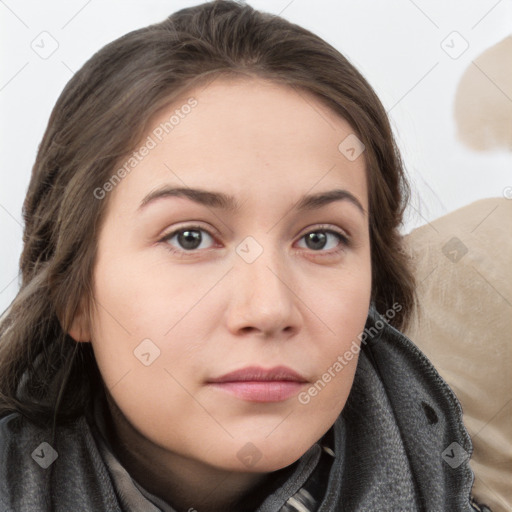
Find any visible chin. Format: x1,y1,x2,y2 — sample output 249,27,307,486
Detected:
207,433,319,474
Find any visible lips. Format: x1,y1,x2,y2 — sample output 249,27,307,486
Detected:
207,365,308,402
208,365,308,383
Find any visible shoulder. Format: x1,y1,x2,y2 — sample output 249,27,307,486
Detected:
0,410,120,511
0,412,50,479
0,412,50,511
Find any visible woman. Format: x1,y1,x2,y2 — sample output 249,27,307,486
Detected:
0,1,489,510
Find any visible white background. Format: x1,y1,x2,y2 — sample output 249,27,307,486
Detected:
1,0,511,315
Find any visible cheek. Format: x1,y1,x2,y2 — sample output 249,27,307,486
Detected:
91,249,207,334
88,248,231,393
301,257,372,407
313,250,372,337
88,253,192,382
88,254,218,444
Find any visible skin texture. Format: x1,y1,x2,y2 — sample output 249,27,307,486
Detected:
70,76,372,512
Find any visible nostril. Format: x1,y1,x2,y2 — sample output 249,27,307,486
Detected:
421,401,438,424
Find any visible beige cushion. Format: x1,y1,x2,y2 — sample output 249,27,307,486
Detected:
454,35,512,151
404,197,512,512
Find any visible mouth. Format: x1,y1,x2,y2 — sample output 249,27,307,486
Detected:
206,365,308,402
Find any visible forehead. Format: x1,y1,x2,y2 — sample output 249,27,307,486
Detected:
160,75,360,162
108,75,368,212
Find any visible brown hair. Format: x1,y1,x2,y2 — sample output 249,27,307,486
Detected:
0,0,415,430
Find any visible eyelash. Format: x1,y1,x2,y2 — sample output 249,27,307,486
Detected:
159,224,350,259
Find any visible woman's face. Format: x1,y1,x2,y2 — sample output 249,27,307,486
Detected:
81,76,371,473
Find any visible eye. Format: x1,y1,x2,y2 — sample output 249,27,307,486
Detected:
296,227,349,255
161,225,216,254
159,224,350,258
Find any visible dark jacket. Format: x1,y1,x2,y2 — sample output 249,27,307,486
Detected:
0,307,490,511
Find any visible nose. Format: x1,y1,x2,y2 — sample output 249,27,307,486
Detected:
225,242,301,339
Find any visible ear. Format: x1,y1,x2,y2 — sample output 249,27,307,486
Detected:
68,299,91,343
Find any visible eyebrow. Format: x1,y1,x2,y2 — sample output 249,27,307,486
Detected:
138,186,366,216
